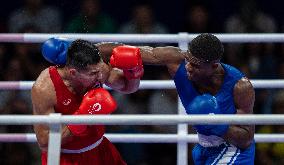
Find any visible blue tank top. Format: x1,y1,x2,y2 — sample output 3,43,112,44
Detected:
173,60,244,115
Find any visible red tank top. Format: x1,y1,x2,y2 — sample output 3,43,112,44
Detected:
49,66,105,150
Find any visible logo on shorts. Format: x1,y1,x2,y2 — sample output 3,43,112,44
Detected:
62,99,72,105
88,103,102,114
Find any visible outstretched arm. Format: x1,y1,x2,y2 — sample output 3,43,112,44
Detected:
223,77,255,149
98,44,186,91
139,46,184,65
139,46,185,76
97,43,185,70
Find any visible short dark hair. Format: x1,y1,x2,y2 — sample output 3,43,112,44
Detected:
66,39,101,70
189,33,224,62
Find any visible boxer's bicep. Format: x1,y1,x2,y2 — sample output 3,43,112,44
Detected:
32,84,56,150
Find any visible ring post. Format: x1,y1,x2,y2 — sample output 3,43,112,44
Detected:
177,32,189,165
47,113,62,165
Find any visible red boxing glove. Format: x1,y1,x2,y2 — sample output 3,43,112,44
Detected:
78,88,117,115
110,46,144,79
67,88,117,136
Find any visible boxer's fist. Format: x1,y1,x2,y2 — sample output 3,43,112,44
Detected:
42,37,72,65
67,88,117,136
186,94,229,136
110,46,144,79
77,88,117,115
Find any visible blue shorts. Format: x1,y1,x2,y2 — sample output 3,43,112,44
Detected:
192,141,255,165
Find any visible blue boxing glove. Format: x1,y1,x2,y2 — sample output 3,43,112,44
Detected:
186,94,229,137
41,37,72,65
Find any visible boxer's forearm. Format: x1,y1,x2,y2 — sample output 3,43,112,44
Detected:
96,42,124,63
223,125,255,149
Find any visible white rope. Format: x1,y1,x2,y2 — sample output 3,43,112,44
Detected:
0,33,284,43
0,133,283,143
1,114,284,125
0,80,284,90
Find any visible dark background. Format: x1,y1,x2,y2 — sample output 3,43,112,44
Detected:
0,0,283,33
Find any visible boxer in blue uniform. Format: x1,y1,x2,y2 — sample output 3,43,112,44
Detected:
139,33,255,164
42,34,255,164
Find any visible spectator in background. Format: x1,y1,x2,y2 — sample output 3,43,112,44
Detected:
270,91,284,164
0,44,9,80
258,43,277,79
0,56,33,111
119,3,168,34
148,72,177,134
183,4,214,33
224,0,277,68
8,0,62,33
119,3,169,80
146,72,177,165
110,90,150,165
65,0,117,33
0,25,47,127
255,90,284,165
13,25,48,80
225,0,276,33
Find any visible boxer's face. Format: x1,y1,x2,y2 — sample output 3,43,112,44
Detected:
74,62,110,90
185,51,213,82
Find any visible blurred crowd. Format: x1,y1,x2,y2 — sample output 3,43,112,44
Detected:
0,0,284,164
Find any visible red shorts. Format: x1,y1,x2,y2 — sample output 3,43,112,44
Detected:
41,137,126,165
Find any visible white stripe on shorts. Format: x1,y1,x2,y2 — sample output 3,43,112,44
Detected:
61,136,104,154
213,143,240,165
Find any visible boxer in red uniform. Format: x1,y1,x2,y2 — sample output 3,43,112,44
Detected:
32,39,143,165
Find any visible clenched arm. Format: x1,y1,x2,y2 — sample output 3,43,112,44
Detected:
32,78,73,151
223,77,255,149
105,68,140,94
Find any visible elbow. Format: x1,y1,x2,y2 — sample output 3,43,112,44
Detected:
39,143,48,151
123,86,139,94
238,139,253,149
224,126,254,149
36,134,49,151
120,88,138,94
238,134,254,149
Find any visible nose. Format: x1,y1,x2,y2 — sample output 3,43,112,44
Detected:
96,72,103,82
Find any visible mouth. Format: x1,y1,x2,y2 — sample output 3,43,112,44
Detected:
86,82,98,91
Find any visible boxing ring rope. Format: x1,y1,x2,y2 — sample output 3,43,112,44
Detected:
2,133,284,143
1,33,284,43
1,33,284,165
1,80,284,90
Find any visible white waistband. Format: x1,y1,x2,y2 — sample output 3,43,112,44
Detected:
61,136,104,154
198,133,225,147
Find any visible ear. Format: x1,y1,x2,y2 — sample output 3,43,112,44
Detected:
69,68,77,76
